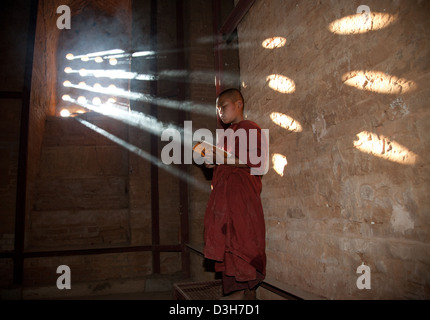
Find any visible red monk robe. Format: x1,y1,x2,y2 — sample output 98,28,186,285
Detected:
204,120,267,294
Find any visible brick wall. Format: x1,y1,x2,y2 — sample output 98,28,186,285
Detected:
0,0,32,286
184,0,241,282
237,0,430,299
21,0,155,289
23,251,152,287
0,99,22,252
19,0,198,290
28,115,131,250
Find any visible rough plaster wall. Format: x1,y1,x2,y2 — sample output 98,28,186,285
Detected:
237,0,429,299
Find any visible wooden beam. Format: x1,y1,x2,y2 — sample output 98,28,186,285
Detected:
13,0,39,286
149,0,161,274
0,91,23,99
1,245,182,259
219,0,256,38
212,0,223,96
176,0,190,280
23,245,182,258
185,244,325,300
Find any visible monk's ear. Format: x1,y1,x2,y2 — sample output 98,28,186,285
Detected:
236,101,243,110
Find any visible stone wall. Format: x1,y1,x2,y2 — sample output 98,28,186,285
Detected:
237,0,430,299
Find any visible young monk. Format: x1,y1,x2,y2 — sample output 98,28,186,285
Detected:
203,88,267,300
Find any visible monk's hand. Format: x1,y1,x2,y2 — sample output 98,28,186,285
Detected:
204,155,216,168
204,147,217,168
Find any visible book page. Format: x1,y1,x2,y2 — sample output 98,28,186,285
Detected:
192,140,246,165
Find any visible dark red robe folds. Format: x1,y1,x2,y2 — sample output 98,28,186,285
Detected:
204,120,267,293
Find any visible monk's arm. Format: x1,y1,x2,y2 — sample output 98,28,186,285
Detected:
204,147,249,168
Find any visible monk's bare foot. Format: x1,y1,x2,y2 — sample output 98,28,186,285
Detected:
244,288,256,300
220,290,246,300
220,289,257,300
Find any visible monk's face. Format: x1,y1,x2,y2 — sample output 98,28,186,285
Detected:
216,96,243,125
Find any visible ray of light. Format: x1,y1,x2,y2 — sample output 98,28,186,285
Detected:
66,50,157,64
65,81,215,117
262,37,287,49
272,153,288,176
270,112,302,132
329,12,398,35
63,68,158,80
354,131,418,165
65,49,125,61
74,117,210,193
131,50,156,58
158,69,239,86
342,70,417,95
60,109,71,117
63,95,182,137
266,74,296,94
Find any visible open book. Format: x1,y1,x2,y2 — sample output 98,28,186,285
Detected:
192,140,246,165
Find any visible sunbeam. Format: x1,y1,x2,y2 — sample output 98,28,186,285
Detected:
329,12,398,35
65,49,125,61
342,70,417,95
66,50,158,64
272,153,288,176
354,131,418,165
64,81,216,117
74,117,210,193
262,37,286,49
62,95,182,136
266,74,296,94
270,112,303,132
63,67,158,80
132,50,156,58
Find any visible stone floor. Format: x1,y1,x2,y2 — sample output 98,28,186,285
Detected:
0,274,185,300
60,290,174,300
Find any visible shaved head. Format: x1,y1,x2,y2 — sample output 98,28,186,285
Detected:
217,88,244,109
